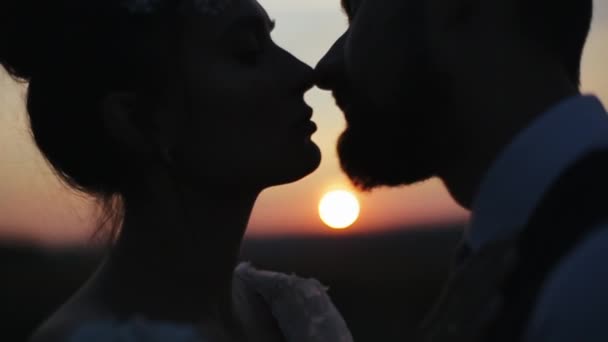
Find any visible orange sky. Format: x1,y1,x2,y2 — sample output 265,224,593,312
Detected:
1,0,607,245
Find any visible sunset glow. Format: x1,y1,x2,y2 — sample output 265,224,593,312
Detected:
319,190,360,229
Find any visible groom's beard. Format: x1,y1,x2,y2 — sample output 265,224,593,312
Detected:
338,114,437,191
337,77,443,191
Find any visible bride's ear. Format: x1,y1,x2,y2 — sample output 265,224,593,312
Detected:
102,92,158,159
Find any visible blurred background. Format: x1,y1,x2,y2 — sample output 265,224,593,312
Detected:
1,0,607,340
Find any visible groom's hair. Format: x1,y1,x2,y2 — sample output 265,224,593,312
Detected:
521,0,593,85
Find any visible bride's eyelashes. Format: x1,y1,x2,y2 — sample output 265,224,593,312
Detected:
229,16,276,66
234,32,267,66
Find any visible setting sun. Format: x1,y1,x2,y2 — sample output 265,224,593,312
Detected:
319,190,360,229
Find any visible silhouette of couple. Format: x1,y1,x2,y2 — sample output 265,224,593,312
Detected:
1,0,605,341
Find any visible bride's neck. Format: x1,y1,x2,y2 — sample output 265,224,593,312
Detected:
98,172,259,328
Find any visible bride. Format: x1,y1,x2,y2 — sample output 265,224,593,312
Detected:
1,0,352,341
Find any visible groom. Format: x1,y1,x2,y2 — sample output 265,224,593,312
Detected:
316,0,608,340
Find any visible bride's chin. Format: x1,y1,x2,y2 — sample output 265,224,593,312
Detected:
297,141,322,176
268,144,322,187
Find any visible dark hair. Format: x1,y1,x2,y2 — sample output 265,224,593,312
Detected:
1,1,181,226
520,0,593,85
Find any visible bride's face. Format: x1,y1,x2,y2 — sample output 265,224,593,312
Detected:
170,0,320,190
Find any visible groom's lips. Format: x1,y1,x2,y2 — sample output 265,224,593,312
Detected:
333,91,352,118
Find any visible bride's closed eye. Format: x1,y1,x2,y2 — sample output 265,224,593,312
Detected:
230,16,276,66
234,32,267,65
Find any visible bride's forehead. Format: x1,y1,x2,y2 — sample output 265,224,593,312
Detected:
124,0,265,16
215,0,271,30
184,0,269,39
229,0,267,18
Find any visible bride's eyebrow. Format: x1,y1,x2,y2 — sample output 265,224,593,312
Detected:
231,15,276,34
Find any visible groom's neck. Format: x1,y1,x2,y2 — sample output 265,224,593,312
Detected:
437,48,578,209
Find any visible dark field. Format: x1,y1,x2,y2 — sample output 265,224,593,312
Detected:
1,226,463,341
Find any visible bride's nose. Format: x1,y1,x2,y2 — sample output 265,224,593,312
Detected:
280,47,315,94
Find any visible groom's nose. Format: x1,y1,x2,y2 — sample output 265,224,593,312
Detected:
315,33,347,90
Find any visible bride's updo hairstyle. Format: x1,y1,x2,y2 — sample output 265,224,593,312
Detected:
1,1,181,202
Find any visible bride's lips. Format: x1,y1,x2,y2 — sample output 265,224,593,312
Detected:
292,105,317,135
302,120,318,135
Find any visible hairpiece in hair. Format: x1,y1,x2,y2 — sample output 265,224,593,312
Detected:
123,0,233,15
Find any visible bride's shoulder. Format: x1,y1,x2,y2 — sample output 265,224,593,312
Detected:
29,303,109,342
57,318,205,342
30,305,205,342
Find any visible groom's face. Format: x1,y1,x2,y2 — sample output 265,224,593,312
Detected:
316,0,445,190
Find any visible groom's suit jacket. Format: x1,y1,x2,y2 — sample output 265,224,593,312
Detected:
457,95,608,342
486,150,608,341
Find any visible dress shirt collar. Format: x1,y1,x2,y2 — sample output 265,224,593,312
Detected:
468,95,608,251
